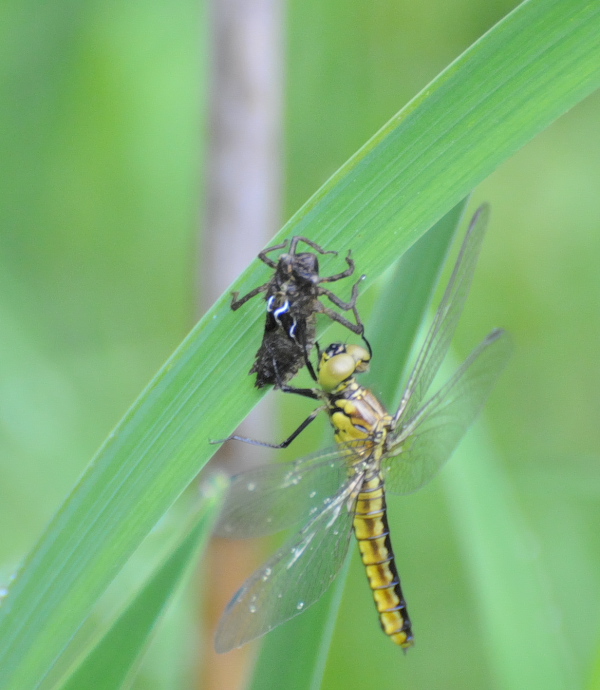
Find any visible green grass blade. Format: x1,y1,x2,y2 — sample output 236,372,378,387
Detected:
56,479,223,690
587,647,600,690
0,1,598,687
443,428,576,689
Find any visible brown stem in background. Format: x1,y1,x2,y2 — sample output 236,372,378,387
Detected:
198,0,283,687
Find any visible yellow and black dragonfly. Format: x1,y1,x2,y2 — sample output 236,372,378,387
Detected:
214,205,511,653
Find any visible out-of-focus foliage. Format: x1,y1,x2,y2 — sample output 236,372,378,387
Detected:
0,1,205,687
59,481,222,690
0,0,599,688
0,0,204,560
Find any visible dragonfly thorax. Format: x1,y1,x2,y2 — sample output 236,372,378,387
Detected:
317,343,392,457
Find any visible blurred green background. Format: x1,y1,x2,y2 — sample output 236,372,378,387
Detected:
1,0,599,688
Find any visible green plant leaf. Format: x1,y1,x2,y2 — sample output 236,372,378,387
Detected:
0,1,598,687
442,426,577,690
56,479,223,690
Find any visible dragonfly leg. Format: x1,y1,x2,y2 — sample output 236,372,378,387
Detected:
290,235,337,257
231,283,268,310
258,239,289,268
212,408,324,449
318,249,355,282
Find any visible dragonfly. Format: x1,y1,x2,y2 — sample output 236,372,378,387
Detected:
214,205,511,653
231,235,369,388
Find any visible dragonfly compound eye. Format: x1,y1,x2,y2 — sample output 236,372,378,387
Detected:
345,344,371,372
318,352,357,392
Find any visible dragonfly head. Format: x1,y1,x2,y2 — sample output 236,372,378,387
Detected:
318,343,371,392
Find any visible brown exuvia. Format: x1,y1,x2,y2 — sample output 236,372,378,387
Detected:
231,236,369,387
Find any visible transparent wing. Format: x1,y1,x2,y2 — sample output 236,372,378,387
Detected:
384,329,511,494
215,445,356,539
394,205,490,425
215,469,364,653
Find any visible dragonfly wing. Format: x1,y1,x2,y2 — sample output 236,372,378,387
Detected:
384,328,511,495
215,446,352,538
395,205,490,425
214,470,363,653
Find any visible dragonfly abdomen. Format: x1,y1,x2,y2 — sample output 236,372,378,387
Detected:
353,471,414,648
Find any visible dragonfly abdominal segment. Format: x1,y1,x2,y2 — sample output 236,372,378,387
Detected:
231,235,369,388
354,468,412,647
215,205,512,652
